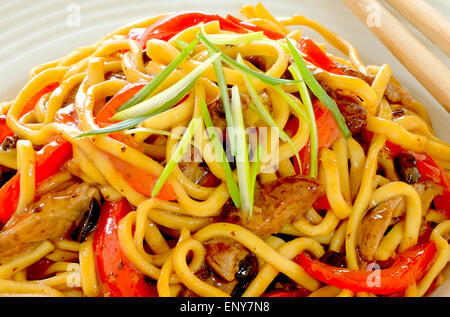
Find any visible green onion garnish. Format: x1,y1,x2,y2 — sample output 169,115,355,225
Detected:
249,143,262,211
198,32,298,86
206,31,265,45
200,99,241,208
236,54,302,169
286,38,351,139
152,118,201,197
112,53,220,121
272,86,309,123
77,116,149,138
124,128,179,138
118,38,199,112
231,85,253,218
289,65,318,178
77,78,197,137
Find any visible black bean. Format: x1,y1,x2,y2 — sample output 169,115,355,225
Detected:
71,199,101,242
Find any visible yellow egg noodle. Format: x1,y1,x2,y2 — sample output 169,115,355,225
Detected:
0,3,448,298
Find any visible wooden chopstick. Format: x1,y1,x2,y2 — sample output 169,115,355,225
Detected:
385,0,450,57
342,0,450,112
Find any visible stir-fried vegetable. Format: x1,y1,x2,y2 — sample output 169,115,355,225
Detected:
289,65,319,178
93,199,157,297
112,54,220,121
286,38,350,139
198,32,298,86
151,118,201,197
231,85,253,217
236,54,302,169
118,39,199,112
200,99,241,208
295,241,437,295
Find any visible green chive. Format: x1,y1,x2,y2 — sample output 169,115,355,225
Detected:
112,53,220,121
152,118,200,197
118,38,199,112
198,32,298,86
231,85,252,218
289,64,318,178
200,99,241,208
76,116,149,138
77,78,197,137
236,54,302,169
286,38,351,139
272,86,309,123
124,128,179,138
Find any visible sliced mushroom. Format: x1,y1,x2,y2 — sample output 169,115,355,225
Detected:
357,196,406,261
219,176,324,237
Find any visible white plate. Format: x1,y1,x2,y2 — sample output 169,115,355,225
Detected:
0,0,449,296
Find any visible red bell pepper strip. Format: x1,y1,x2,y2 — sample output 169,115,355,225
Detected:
313,194,331,211
286,100,341,175
225,14,284,40
298,38,344,75
95,83,147,127
128,11,248,48
93,198,157,297
295,241,437,295
107,154,177,201
265,287,311,297
0,138,73,226
385,141,450,219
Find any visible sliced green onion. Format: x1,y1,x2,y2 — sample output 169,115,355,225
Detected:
249,143,261,211
285,38,351,139
118,38,199,112
200,99,240,208
124,128,179,138
78,78,197,137
236,54,302,169
231,85,252,218
289,64,318,178
198,32,298,86
77,116,149,138
272,86,309,123
113,53,220,121
152,118,200,197
206,31,265,45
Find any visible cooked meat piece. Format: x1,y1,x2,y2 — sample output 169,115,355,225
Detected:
0,135,18,151
384,82,414,108
394,152,421,184
336,97,367,135
219,176,324,237
205,237,251,282
316,75,367,136
0,183,100,262
357,197,406,261
337,63,375,85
